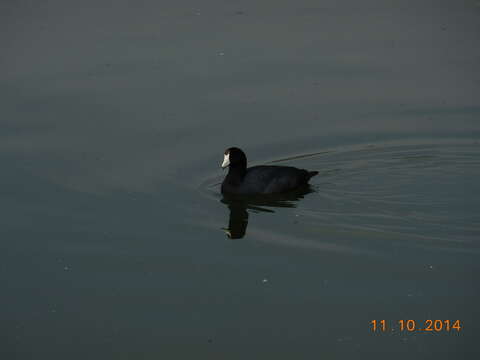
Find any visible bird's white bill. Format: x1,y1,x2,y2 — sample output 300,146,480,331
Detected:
221,153,230,168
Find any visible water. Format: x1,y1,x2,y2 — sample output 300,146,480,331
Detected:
1,1,480,359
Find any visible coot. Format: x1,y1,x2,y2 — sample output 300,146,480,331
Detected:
221,147,318,195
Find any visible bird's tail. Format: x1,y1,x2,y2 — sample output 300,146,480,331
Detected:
307,171,319,179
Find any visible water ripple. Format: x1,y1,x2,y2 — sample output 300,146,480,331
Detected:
199,138,480,255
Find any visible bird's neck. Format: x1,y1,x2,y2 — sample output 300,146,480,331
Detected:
227,164,246,184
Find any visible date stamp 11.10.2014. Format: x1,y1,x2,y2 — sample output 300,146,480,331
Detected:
370,320,462,333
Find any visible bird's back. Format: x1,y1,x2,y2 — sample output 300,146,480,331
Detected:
226,165,317,195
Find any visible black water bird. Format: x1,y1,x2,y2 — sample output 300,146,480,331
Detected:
221,147,318,195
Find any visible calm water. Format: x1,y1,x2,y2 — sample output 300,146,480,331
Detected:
1,1,480,359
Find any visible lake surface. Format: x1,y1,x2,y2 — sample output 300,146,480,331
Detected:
1,1,479,359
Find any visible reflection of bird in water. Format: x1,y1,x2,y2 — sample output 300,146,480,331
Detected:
221,185,315,239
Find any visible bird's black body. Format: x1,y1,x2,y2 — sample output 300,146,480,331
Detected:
221,147,318,195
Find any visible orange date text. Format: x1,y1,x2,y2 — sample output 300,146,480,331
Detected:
370,319,462,332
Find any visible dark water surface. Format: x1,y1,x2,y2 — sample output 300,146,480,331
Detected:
1,1,480,359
